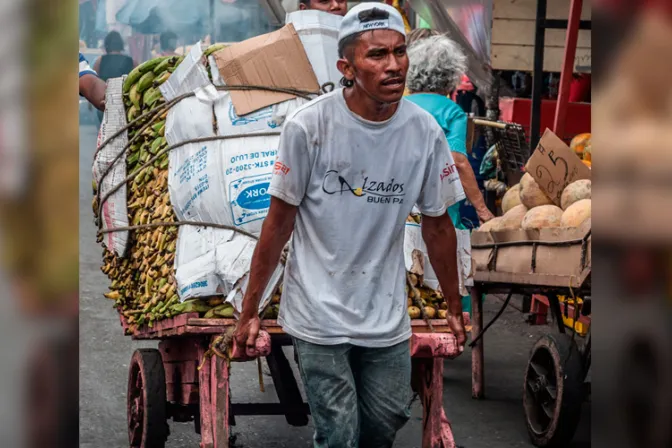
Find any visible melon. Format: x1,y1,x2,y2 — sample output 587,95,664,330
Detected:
583,140,591,162
519,173,554,208
561,199,591,227
501,184,522,214
570,133,591,159
521,205,564,229
560,179,591,210
497,204,528,230
477,216,503,232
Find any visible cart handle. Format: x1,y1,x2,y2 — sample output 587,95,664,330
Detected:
472,118,508,129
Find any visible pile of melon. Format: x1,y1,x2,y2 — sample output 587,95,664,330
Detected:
477,174,591,232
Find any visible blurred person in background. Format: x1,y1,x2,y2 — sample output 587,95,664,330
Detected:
406,35,495,226
93,31,135,123
298,0,348,16
79,52,105,111
159,31,178,56
453,74,490,228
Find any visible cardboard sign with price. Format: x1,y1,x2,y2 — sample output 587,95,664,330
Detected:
525,129,591,206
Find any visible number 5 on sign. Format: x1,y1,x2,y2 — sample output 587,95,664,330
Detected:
525,129,591,206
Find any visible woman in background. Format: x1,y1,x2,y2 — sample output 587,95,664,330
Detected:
406,34,495,315
93,31,135,123
406,34,494,226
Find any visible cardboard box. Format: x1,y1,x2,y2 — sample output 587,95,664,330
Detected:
471,219,591,289
213,23,320,116
525,129,591,206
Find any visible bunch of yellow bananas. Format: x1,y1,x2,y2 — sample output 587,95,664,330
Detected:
96,44,230,329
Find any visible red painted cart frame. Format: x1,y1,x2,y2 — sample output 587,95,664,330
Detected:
121,313,472,448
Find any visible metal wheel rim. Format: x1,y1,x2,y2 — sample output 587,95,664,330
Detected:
524,345,560,435
128,361,145,447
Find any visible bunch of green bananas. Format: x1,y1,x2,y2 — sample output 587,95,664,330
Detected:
96,44,278,328
96,45,232,325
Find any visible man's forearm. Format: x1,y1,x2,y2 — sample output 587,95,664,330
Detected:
240,200,296,318
452,152,489,216
241,228,290,318
422,214,463,315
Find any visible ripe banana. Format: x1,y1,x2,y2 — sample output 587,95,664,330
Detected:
153,71,171,88
104,291,121,300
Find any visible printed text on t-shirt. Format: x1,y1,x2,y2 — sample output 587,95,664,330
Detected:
321,170,405,204
273,161,290,176
440,162,457,181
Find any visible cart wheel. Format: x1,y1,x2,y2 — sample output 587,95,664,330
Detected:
523,333,584,447
128,349,169,448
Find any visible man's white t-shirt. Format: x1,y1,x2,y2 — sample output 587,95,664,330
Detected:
268,89,465,347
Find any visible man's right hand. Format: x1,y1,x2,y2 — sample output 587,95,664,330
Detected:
446,312,467,354
477,207,496,225
234,313,261,352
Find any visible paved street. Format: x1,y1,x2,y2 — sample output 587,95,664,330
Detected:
79,123,590,448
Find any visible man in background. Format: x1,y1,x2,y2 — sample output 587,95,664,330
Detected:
298,0,347,16
159,31,178,56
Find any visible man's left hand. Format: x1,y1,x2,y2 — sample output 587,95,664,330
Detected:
446,312,467,354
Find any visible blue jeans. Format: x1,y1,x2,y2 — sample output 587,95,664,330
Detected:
293,337,412,448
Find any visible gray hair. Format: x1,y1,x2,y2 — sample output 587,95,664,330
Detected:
406,35,467,94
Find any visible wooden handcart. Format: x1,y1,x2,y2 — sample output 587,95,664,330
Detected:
469,223,591,448
121,313,472,448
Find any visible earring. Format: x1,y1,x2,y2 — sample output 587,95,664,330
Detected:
340,77,354,88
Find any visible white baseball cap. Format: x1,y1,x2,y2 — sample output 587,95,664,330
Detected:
337,2,407,45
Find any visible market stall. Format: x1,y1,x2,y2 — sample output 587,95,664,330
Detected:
468,125,592,447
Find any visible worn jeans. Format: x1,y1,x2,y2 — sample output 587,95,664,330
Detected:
293,337,412,448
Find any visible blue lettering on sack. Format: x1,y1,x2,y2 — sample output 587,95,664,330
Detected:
181,175,210,215
229,102,278,128
178,146,208,185
236,182,270,210
229,174,273,226
181,280,208,295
